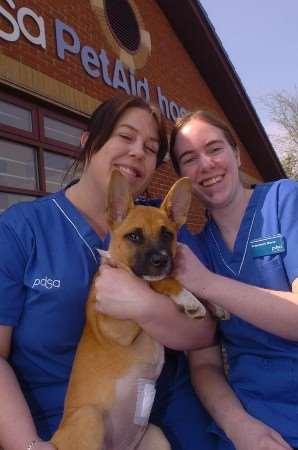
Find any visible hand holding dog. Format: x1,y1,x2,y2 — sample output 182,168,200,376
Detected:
95,264,155,321
95,263,216,351
173,243,212,297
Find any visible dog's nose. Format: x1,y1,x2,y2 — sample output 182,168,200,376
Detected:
149,252,169,268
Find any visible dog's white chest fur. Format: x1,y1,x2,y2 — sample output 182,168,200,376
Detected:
103,333,164,450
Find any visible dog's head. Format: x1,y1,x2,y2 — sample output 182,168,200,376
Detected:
105,170,192,281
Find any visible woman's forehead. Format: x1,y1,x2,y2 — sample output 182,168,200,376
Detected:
182,118,223,136
177,120,225,148
116,107,152,125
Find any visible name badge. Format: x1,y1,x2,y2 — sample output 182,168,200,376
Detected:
250,234,285,258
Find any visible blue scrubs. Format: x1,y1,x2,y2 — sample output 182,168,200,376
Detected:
0,189,216,449
181,180,298,449
151,350,216,450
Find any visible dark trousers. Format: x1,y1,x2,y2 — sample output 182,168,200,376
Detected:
151,350,217,450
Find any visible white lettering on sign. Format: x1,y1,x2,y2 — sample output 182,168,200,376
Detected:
0,0,46,48
0,1,187,121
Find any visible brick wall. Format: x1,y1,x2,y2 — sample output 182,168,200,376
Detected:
0,0,262,231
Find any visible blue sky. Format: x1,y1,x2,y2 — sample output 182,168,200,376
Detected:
199,1,298,138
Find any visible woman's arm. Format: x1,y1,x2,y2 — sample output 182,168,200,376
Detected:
95,265,217,350
189,346,293,450
174,244,298,341
0,326,55,450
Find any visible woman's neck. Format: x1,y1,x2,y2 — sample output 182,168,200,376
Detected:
65,177,108,239
210,187,253,251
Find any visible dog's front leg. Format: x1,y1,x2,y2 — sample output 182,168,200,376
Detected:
51,405,104,450
137,424,170,450
87,286,141,346
98,315,141,346
150,278,206,319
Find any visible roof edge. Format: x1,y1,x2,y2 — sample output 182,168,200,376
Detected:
155,0,285,180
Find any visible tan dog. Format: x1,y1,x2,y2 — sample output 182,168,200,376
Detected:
51,170,206,450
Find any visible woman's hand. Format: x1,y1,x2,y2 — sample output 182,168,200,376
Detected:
173,243,212,297
229,415,293,450
95,263,217,350
95,265,154,321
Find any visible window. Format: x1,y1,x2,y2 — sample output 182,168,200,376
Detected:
0,192,36,214
0,139,38,190
44,151,75,193
43,116,82,147
0,100,32,132
0,92,87,212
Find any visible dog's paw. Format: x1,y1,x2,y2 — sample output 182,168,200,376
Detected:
96,248,111,262
171,288,206,319
96,249,118,267
211,304,230,320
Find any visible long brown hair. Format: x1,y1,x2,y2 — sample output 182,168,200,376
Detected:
170,110,238,174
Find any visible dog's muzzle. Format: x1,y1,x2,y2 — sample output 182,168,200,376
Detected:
133,249,173,280
149,251,170,269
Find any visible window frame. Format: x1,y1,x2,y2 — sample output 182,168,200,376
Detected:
0,91,39,139
38,107,86,152
0,91,87,202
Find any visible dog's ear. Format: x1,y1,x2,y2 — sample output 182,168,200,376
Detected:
106,169,134,227
160,177,192,227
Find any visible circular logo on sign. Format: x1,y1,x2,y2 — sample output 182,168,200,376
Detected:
89,0,151,70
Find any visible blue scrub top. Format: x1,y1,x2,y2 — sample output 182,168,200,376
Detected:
180,179,298,447
0,190,106,438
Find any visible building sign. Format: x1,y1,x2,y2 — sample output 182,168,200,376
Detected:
0,0,187,121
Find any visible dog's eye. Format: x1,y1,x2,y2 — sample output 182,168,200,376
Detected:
160,227,174,242
125,229,144,244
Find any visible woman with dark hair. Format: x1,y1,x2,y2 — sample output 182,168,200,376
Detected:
0,95,216,450
169,109,298,450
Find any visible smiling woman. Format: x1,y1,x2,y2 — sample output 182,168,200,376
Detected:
0,94,217,450
78,107,160,196
0,93,170,448
169,108,298,450
65,94,167,238
171,114,241,215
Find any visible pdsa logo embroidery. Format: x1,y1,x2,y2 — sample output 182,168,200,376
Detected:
32,276,61,289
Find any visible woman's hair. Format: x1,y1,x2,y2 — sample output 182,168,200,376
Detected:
169,110,238,174
72,94,168,176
